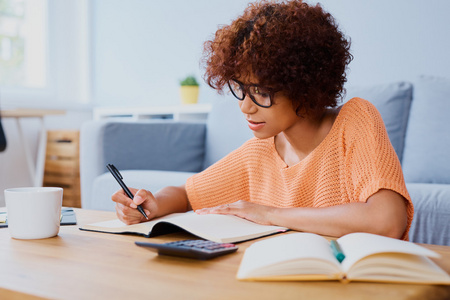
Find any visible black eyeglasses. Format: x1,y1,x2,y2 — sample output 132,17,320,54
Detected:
228,79,275,108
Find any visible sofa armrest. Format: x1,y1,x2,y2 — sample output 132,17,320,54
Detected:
407,183,450,246
80,120,206,208
80,120,109,208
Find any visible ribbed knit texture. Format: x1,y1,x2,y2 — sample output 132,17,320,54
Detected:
186,98,413,240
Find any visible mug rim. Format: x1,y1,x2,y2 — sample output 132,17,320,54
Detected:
5,187,63,193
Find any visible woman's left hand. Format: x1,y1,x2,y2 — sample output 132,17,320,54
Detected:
195,200,275,225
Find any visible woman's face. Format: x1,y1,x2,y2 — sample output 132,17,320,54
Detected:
237,80,301,139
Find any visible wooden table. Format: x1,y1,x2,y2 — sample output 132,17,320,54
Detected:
1,108,65,186
0,209,449,300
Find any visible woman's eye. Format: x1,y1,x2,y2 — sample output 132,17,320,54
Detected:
254,87,269,96
257,90,271,98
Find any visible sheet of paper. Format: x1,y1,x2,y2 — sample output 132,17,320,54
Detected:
337,232,440,272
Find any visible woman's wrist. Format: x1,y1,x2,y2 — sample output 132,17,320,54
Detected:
154,185,190,218
266,206,285,227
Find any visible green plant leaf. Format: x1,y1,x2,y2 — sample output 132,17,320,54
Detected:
180,75,199,86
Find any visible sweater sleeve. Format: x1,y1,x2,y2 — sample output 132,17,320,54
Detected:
185,140,253,210
343,99,414,238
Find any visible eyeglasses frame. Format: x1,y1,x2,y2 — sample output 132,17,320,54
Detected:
227,79,276,108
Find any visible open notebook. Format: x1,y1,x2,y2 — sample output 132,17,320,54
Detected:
80,212,288,243
236,232,450,284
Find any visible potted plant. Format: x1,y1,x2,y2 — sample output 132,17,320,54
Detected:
180,75,200,104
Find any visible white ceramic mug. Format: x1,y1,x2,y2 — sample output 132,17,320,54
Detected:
4,187,63,239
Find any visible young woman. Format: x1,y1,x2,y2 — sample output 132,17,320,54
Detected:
112,0,413,240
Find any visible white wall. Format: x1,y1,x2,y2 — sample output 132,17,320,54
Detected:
317,0,450,87
91,0,450,107
1,0,450,206
91,0,249,107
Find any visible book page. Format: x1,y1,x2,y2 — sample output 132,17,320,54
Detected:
157,213,287,243
80,212,287,243
337,232,440,273
237,233,341,280
80,213,184,235
346,252,450,284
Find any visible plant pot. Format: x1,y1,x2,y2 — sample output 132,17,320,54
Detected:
180,86,199,104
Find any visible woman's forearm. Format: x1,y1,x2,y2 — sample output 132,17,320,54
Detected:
154,185,191,217
268,190,408,238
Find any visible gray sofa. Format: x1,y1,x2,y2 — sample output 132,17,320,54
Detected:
80,75,450,246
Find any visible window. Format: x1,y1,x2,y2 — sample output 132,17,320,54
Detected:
0,0,47,89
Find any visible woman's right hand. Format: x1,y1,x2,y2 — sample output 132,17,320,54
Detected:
112,188,157,225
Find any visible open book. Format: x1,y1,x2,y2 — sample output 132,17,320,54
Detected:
237,232,450,284
80,212,287,243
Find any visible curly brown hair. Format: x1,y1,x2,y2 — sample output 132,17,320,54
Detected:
202,0,353,116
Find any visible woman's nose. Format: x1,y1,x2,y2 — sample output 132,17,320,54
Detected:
239,94,258,114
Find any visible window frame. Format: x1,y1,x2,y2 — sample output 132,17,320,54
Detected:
1,0,90,107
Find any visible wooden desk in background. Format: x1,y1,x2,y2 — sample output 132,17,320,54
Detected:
0,209,449,300
1,108,65,187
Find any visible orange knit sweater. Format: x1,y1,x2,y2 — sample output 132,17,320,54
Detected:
186,98,414,240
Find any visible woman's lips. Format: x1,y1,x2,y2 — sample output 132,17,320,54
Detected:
247,119,265,131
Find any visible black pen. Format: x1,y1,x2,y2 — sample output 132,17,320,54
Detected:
107,164,149,220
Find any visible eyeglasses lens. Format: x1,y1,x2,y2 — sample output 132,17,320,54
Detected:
229,80,244,99
249,86,271,107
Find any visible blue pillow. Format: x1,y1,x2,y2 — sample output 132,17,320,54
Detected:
344,81,413,163
402,76,450,184
103,121,206,173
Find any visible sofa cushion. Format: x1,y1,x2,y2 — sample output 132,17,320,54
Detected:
89,170,195,211
203,97,253,169
344,81,413,163
407,183,450,246
402,76,450,184
103,121,206,173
